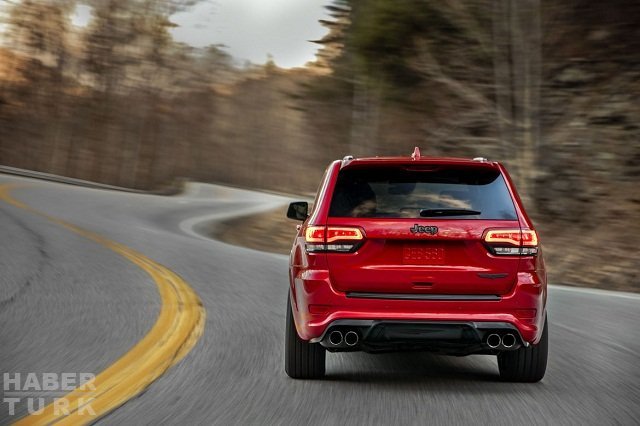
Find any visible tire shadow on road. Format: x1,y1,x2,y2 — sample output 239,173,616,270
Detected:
324,351,507,385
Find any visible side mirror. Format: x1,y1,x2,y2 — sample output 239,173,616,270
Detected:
287,201,308,221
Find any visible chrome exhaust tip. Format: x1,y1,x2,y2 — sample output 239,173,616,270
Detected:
329,330,343,346
502,333,516,349
344,331,359,346
486,333,501,349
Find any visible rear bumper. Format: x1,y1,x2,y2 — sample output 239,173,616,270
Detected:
313,320,525,355
291,269,546,345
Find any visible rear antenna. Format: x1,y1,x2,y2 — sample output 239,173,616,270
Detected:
411,146,421,160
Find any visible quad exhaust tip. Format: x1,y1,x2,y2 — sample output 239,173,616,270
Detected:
329,330,343,346
328,330,359,347
486,333,517,349
502,333,516,348
344,331,359,346
486,333,501,349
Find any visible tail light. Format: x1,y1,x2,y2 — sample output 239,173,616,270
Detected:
484,229,539,256
305,226,365,253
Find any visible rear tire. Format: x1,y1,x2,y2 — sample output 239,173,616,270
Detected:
498,315,548,382
285,295,326,379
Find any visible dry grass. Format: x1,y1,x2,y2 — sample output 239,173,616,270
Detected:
537,213,640,293
211,207,297,255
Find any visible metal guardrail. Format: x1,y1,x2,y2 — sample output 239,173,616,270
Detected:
0,165,183,195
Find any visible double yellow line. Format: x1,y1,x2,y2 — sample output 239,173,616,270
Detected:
0,184,206,425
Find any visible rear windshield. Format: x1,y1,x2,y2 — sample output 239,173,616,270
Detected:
329,166,517,220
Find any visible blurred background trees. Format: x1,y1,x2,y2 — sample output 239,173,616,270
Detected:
0,0,638,289
0,0,236,188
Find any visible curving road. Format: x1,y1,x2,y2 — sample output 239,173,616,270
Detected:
0,174,638,425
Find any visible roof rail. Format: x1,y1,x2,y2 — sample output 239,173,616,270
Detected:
472,157,488,162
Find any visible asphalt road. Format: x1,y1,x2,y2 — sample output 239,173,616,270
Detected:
1,175,639,425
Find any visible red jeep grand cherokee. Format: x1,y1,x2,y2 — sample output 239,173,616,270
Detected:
285,149,548,382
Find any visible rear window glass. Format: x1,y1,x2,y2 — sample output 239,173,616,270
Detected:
329,166,517,220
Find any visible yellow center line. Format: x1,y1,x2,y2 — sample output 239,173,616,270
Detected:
0,183,206,425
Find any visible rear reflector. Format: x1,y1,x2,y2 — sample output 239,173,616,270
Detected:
309,304,330,314
484,229,539,256
514,308,537,319
305,226,364,253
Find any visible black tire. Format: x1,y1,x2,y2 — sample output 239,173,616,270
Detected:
285,295,326,379
498,315,548,382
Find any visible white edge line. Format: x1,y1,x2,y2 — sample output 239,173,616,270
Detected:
550,284,640,300
178,201,290,243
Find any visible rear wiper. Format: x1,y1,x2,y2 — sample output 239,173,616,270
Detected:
419,209,481,217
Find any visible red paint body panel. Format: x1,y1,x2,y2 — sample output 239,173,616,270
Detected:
325,218,521,295
288,156,547,345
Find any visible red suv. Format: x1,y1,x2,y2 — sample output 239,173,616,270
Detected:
285,149,548,382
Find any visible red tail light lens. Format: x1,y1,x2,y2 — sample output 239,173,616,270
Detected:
326,228,363,242
305,226,326,243
305,226,364,253
520,230,538,246
484,229,539,256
